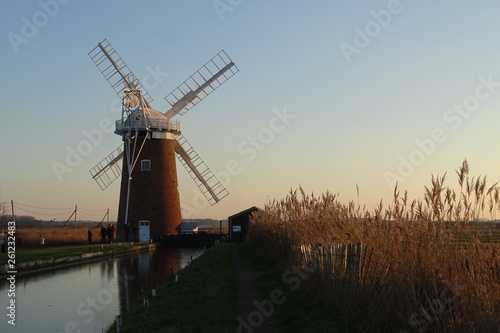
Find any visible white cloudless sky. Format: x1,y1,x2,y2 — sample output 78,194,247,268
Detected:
2,0,500,221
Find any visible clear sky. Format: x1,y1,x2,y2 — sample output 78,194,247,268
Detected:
2,0,500,221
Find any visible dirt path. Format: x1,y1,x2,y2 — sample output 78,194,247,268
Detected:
233,246,278,333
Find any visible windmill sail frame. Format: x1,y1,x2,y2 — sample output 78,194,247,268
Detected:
164,50,239,119
89,145,124,190
88,39,153,107
174,135,229,206
88,40,236,209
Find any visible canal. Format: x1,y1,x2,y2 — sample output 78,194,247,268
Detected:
0,247,205,333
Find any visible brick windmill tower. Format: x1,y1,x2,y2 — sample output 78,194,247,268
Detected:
88,40,238,239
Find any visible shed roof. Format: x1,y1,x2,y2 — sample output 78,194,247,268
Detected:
228,206,258,220
180,221,199,230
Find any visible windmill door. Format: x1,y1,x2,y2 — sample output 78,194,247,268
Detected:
138,220,150,242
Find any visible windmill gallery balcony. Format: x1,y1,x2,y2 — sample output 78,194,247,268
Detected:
115,118,180,134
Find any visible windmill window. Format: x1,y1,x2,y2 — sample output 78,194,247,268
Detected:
141,159,151,171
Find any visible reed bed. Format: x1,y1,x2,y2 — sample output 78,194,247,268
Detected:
15,227,102,247
248,160,500,332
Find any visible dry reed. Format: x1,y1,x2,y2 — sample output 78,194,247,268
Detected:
15,227,102,247
248,160,499,332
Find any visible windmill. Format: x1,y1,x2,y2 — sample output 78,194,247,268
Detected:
88,39,238,239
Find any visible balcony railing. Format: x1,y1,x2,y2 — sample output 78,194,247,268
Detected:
115,118,180,133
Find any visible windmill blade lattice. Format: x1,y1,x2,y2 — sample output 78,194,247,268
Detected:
174,135,229,205
89,145,124,190
87,39,239,239
164,50,238,119
88,39,153,106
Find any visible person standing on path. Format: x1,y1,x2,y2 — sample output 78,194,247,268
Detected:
100,225,107,244
107,224,112,243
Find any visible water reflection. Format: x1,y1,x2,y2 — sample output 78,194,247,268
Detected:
116,248,183,314
0,247,203,333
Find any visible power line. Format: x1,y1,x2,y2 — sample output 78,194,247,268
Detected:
8,201,117,220
78,206,110,213
14,202,74,211
78,209,106,217
13,205,74,216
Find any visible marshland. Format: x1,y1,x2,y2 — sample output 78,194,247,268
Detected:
248,160,500,332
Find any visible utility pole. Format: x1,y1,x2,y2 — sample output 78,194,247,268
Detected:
63,205,77,228
99,209,110,227
11,200,15,221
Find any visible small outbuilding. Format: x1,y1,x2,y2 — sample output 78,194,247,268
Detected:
228,206,258,242
180,221,199,234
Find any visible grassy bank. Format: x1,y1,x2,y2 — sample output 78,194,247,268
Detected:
0,243,150,265
238,243,346,332
108,243,237,333
108,243,346,332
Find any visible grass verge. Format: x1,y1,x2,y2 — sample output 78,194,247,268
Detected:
107,243,237,333
0,243,149,266
237,243,347,332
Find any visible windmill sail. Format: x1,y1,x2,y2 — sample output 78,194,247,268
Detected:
88,39,153,107
88,40,236,209
89,145,124,190
164,50,238,119
174,135,229,205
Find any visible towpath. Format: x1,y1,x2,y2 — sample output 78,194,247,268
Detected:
232,246,279,333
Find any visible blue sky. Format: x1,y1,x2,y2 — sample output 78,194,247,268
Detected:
2,0,500,221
